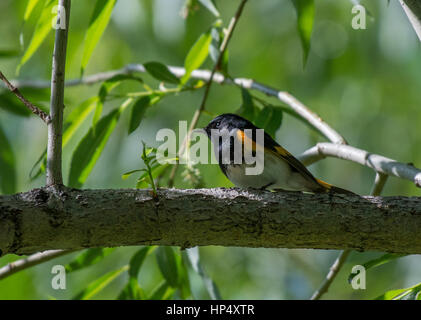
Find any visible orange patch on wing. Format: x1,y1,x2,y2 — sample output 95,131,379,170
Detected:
236,129,258,152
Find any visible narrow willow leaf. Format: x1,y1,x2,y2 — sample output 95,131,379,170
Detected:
186,247,221,300
348,253,407,283
72,266,128,300
128,95,157,134
65,248,115,273
156,247,180,288
376,282,421,300
24,0,46,21
178,254,192,299
209,21,228,73
0,125,16,194
118,247,152,300
291,0,315,66
18,0,55,73
68,100,129,188
148,280,174,300
144,62,180,84
254,105,283,137
80,0,117,75
198,0,220,17
136,164,169,189
236,88,257,121
122,169,145,180
181,31,212,85
64,97,99,146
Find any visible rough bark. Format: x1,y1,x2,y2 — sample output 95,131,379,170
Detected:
0,187,420,256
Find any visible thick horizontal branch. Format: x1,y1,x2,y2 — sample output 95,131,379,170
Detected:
1,187,421,256
298,143,421,187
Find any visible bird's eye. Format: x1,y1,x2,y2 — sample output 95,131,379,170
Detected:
214,121,221,127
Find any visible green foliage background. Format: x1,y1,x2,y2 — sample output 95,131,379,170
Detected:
0,0,421,299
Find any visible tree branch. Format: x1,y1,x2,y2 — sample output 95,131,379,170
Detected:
298,143,421,188
0,249,75,280
400,0,421,41
1,187,421,256
46,0,71,186
0,71,50,123
8,63,346,145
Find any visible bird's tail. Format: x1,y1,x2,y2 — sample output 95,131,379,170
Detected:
316,179,356,195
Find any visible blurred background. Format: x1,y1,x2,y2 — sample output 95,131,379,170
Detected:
0,0,420,299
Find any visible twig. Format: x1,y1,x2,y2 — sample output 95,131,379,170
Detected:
0,249,75,281
310,249,351,300
400,0,421,41
0,71,50,123
167,0,249,187
46,0,71,186
298,143,421,188
310,172,389,300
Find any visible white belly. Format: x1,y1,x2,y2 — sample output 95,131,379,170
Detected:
225,151,301,190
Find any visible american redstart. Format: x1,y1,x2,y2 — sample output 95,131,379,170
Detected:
198,113,353,194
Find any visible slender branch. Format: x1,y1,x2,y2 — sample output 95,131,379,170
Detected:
400,0,421,41
0,71,50,123
310,249,351,300
168,0,249,187
46,0,71,186
298,143,421,188
310,172,389,300
0,249,75,280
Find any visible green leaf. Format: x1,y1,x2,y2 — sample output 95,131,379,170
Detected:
18,0,55,73
148,280,175,300
376,282,421,300
81,0,117,75
144,62,180,84
181,31,212,85
68,99,132,188
198,0,220,17
156,247,180,288
0,125,16,194
254,105,283,137
64,97,99,146
348,253,407,283
65,248,115,273
236,88,257,121
209,23,229,74
186,247,221,300
24,0,46,21
122,169,144,180
128,96,152,134
136,164,169,189
72,266,128,300
118,247,152,300
291,0,315,66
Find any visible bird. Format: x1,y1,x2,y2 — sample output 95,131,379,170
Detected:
200,113,354,194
